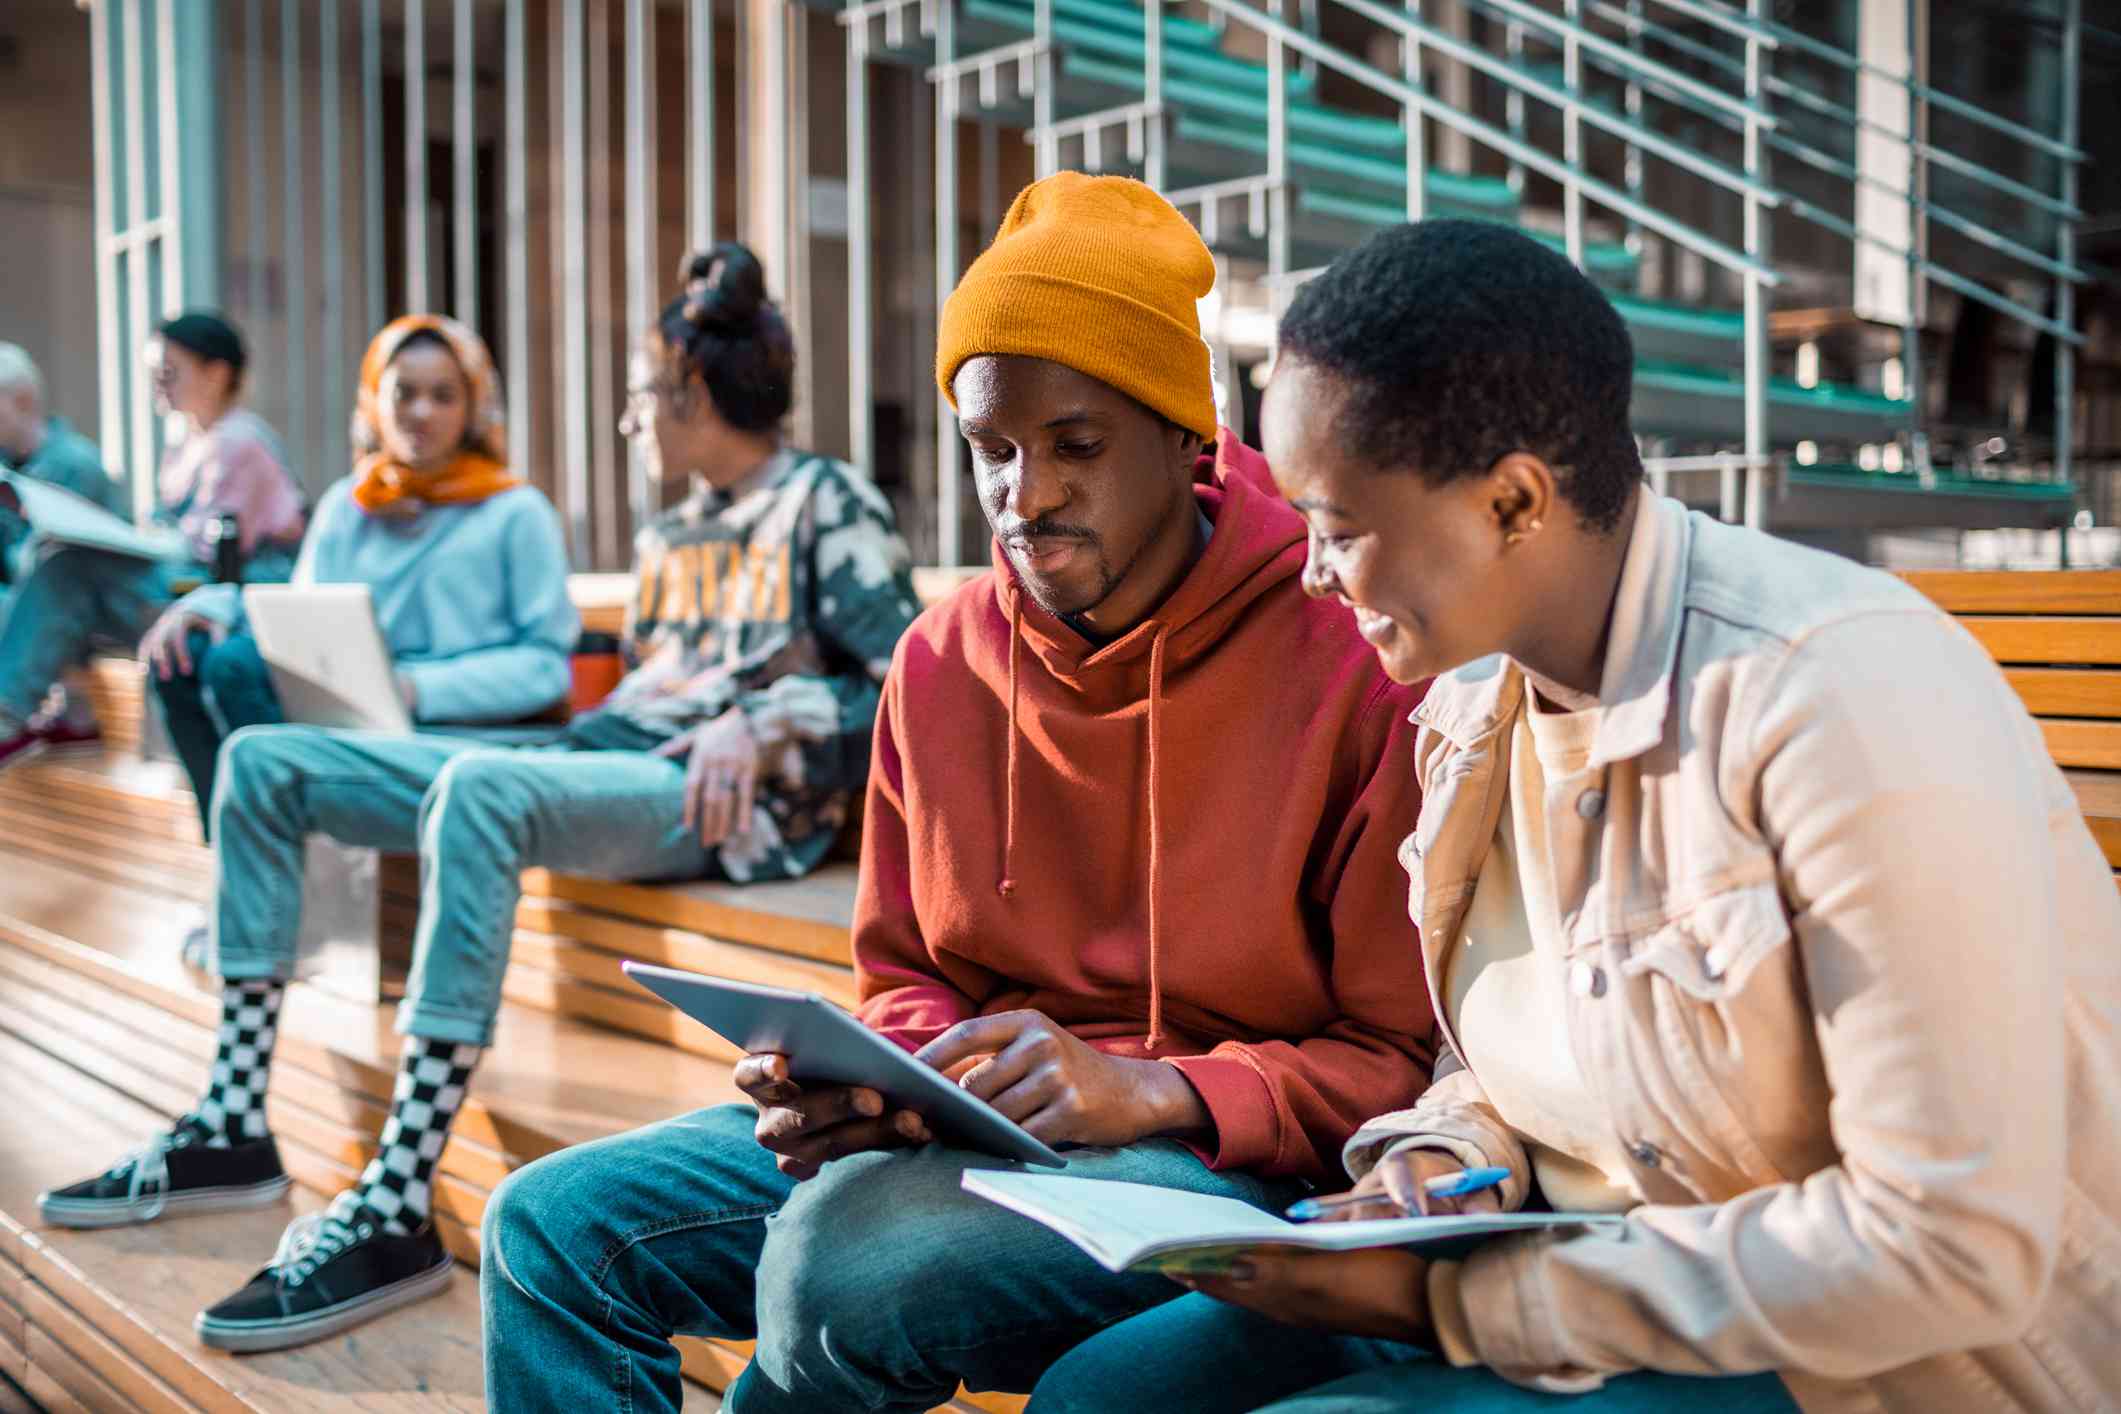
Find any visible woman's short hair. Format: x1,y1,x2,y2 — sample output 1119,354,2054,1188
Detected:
1277,220,1642,533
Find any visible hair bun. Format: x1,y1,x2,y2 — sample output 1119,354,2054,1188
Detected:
678,243,768,332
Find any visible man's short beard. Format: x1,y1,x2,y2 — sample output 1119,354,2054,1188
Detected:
1007,478,1187,622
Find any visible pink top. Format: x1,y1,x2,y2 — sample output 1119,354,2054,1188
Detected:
156,409,306,561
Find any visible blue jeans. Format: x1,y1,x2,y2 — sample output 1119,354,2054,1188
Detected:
151,630,283,836
211,726,730,1044
480,1104,1303,1413
1027,1292,1800,1413
0,546,174,720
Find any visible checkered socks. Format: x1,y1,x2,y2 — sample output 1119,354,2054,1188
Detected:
325,1036,483,1237
195,980,285,1147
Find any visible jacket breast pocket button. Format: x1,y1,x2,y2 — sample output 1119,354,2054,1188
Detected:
1575,788,1606,821
1628,1140,1662,1168
1568,961,1606,999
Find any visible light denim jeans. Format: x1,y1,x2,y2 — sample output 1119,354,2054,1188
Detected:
1028,1293,1799,1413
209,725,725,1045
480,1103,1304,1414
0,546,175,720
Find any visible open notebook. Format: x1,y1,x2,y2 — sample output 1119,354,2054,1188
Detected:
962,1171,1623,1274
0,472,183,561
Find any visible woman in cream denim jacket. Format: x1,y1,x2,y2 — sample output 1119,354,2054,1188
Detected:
1028,222,2121,1414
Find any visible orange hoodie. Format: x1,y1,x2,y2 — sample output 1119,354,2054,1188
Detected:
854,438,1435,1182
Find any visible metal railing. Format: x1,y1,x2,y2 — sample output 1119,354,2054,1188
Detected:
851,0,2086,557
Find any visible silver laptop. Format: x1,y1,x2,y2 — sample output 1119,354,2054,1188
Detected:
242,583,412,734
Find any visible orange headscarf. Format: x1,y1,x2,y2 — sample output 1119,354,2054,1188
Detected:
350,314,521,515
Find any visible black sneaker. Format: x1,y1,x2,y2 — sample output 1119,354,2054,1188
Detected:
195,1209,454,1353
38,1116,291,1229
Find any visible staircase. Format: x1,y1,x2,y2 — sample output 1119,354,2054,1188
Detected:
0,653,1016,1413
839,0,2087,550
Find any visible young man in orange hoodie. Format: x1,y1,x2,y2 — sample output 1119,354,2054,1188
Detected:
480,174,1434,1413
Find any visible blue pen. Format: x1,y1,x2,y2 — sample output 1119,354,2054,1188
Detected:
1284,1166,1512,1221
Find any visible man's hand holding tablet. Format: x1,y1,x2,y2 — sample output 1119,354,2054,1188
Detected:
914,1010,1213,1150
736,1053,933,1181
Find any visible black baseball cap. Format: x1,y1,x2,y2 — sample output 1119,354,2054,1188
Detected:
155,311,247,375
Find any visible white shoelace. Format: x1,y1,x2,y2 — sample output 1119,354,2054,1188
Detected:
117,1140,173,1222
271,1210,373,1288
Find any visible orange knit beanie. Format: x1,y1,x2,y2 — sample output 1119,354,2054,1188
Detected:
936,172,1220,441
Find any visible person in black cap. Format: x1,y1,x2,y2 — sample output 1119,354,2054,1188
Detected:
0,310,305,769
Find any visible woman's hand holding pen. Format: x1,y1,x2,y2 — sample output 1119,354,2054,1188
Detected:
1163,1153,1507,1344
1304,1149,1506,1222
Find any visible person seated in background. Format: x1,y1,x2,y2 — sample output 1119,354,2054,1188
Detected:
0,312,303,767
37,241,922,1355
1029,221,2121,1414
476,174,1435,1414
0,340,124,551
0,341,124,749
139,314,575,858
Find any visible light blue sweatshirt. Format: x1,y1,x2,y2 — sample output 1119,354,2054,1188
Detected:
182,477,579,724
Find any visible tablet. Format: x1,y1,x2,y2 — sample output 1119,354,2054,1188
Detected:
622,962,1068,1169
244,583,412,734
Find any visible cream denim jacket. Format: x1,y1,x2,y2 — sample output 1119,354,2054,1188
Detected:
1345,492,2121,1411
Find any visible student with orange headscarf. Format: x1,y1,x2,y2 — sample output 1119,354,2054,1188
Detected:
139,314,576,836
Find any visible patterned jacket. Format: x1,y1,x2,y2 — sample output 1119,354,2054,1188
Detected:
565,448,921,880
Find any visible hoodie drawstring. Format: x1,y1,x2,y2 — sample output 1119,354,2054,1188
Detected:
998,594,1024,899
1144,623,1170,1050
993,596,1172,1051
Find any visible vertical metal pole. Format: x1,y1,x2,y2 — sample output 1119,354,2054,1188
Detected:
589,0,619,565
1033,0,1056,176
1562,0,1583,267
847,16,873,475
626,0,659,529
1622,0,1643,272
156,0,185,312
406,0,428,312
454,0,477,325
282,0,308,486
936,0,963,563
1741,0,1770,529
505,0,529,472
2056,0,2079,489
1267,9,1290,305
690,0,718,246
787,4,814,450
1402,0,1424,221
323,0,345,489
1145,0,1165,188
1901,0,1923,471
91,0,126,515
1503,19,1524,197
561,0,592,567
363,0,384,330
172,1,222,310
247,0,266,322
126,0,154,505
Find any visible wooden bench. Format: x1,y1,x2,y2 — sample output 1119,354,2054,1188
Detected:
1902,570,2121,892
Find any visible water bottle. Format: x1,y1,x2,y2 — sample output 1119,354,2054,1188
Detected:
207,512,242,583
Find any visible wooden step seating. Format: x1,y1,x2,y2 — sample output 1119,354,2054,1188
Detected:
0,750,1019,1412
1903,571,2121,893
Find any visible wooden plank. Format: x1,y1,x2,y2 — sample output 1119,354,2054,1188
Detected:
512,906,858,1005
1901,569,2121,615
2003,668,2121,719
914,565,987,606
23,1355,102,1414
2040,720,2121,771
2087,817,2121,870
19,1282,203,1413
524,868,855,966
1958,617,2121,666
502,961,743,1063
